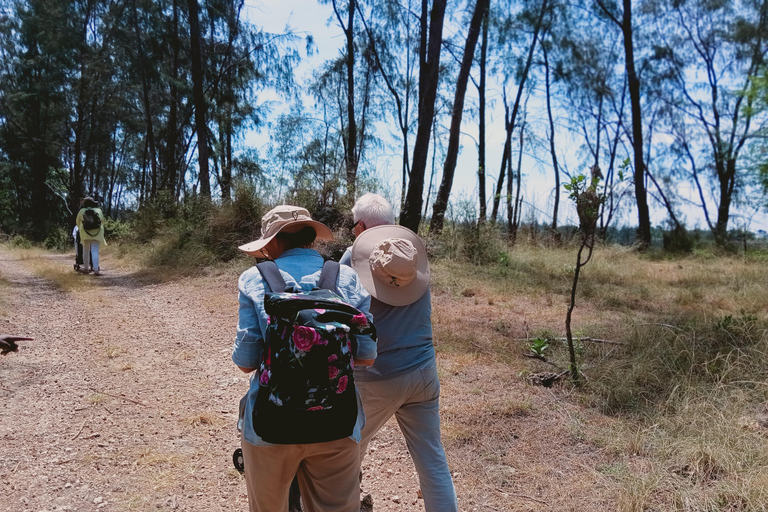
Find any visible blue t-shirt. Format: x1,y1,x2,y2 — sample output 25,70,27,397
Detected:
340,247,435,381
233,248,376,446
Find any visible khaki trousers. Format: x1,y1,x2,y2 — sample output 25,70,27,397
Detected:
241,433,361,512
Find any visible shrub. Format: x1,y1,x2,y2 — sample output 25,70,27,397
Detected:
207,183,266,261
10,234,31,248
44,227,70,251
663,225,696,253
104,218,131,241
430,221,509,266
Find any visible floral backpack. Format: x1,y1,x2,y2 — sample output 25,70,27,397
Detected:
254,260,376,444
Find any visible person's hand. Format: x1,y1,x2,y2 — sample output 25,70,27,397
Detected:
0,335,33,355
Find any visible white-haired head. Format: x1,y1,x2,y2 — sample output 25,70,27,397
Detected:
352,193,395,228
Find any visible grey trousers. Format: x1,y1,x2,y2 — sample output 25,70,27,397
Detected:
357,366,459,512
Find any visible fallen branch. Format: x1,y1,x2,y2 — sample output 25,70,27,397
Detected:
516,336,625,346
87,387,147,406
71,417,88,440
523,353,565,371
495,488,548,504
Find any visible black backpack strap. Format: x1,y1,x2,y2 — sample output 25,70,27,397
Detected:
256,261,288,293
317,260,340,293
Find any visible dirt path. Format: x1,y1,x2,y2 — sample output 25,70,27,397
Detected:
0,248,621,512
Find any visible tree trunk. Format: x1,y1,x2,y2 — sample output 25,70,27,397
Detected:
713,158,736,245
400,0,447,232
542,41,560,231
491,101,512,220
132,0,158,200
188,0,211,198
622,0,650,248
341,0,358,200
477,6,489,223
163,0,180,197
490,0,547,220
430,0,489,234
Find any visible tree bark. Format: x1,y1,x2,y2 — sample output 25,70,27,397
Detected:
542,40,560,231
430,0,489,234
188,0,211,198
400,0,447,232
490,0,547,220
131,0,158,200
622,0,651,248
477,6,489,223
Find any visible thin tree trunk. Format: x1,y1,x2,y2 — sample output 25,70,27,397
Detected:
477,6,489,223
542,40,559,231
622,0,650,248
430,0,489,234
491,100,512,220
132,0,158,200
490,0,547,219
163,0,180,196
188,0,211,197
400,0,447,232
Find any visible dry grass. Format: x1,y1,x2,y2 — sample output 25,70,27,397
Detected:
12,246,98,291
429,240,768,511
184,413,222,428
105,345,127,359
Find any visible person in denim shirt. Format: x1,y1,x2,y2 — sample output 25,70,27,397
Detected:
232,205,376,512
341,194,458,512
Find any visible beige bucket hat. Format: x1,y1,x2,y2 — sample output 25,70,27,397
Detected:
350,225,430,306
238,205,334,258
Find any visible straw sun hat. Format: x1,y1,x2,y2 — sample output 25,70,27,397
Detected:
350,225,430,306
238,205,333,258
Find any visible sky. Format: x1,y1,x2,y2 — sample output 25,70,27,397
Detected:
240,0,768,235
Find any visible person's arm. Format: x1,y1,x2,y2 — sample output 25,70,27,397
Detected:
1,335,33,355
232,272,265,374
338,266,377,364
339,247,352,267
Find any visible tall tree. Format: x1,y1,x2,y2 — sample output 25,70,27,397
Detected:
595,0,651,248
541,36,560,231
400,0,447,232
650,0,768,246
330,0,360,200
188,0,211,197
357,0,420,209
477,4,489,223
490,0,548,221
430,0,489,234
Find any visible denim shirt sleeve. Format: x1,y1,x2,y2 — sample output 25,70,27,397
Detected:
338,265,377,360
232,267,267,369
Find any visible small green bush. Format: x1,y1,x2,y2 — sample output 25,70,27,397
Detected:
44,227,70,251
10,234,31,248
430,221,509,266
104,218,131,241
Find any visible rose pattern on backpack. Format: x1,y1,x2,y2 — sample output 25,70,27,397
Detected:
257,291,375,413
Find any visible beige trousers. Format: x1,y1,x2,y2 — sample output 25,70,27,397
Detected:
241,433,361,512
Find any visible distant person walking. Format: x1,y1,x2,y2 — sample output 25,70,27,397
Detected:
341,193,459,512
75,197,106,275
